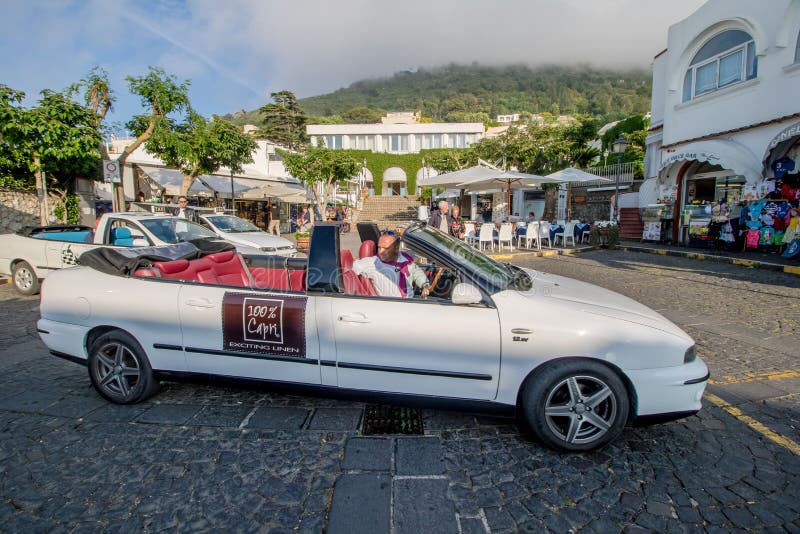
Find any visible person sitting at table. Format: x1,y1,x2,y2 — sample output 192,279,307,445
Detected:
525,211,536,222
352,233,431,299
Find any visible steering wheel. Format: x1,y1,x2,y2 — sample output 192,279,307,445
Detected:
428,267,444,297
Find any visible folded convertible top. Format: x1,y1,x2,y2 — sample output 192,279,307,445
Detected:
78,240,236,276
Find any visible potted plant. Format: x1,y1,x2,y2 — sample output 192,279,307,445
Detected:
294,229,311,250
589,221,620,248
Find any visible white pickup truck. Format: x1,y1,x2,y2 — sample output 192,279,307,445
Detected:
0,212,262,295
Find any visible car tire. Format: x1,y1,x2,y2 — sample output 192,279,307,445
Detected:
521,359,629,452
88,331,159,404
12,261,40,296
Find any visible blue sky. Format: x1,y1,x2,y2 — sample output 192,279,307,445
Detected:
1,0,706,133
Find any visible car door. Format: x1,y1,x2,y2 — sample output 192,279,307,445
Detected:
178,282,321,385
327,295,501,400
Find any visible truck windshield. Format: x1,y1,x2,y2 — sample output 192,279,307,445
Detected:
205,215,260,233
406,224,528,292
140,218,218,244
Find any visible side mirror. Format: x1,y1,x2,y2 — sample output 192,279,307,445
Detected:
451,283,482,305
132,238,149,247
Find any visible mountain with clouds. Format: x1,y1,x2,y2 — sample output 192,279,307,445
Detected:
229,63,652,126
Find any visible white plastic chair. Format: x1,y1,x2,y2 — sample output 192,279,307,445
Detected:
580,224,591,243
498,223,513,251
556,221,576,247
524,221,541,249
463,222,477,246
538,222,552,248
478,223,495,251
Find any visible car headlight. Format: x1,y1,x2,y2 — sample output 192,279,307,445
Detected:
684,345,696,364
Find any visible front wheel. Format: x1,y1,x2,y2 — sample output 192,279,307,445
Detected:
12,261,40,295
88,331,159,404
521,359,629,452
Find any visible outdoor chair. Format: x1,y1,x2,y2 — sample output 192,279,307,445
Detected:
498,223,514,251
478,223,495,251
523,221,541,249
538,222,552,248
556,221,576,247
463,222,477,246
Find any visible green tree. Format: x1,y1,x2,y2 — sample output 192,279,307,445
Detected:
279,146,361,222
341,107,383,123
258,90,307,149
144,112,256,195
0,85,102,223
122,67,191,207
71,66,115,161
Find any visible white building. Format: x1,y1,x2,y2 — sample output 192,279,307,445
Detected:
644,0,800,245
306,113,484,195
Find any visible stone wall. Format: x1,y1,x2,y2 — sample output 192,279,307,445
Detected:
0,189,60,234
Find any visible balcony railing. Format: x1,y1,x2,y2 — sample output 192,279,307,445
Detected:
581,162,637,187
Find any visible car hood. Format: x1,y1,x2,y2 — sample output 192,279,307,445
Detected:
217,232,295,250
522,268,690,340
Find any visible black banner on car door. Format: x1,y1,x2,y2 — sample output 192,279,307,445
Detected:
222,293,307,358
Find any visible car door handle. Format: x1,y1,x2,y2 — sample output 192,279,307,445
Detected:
511,328,533,334
185,298,214,309
338,313,371,324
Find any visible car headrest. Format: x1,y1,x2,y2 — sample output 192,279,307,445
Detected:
359,240,376,259
155,259,190,274
111,227,132,239
205,250,236,263
341,250,354,270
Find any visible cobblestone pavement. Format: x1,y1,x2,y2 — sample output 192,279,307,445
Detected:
1,251,799,532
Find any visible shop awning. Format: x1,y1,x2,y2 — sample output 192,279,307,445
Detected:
659,139,761,180
239,181,311,202
137,166,215,197
138,165,305,200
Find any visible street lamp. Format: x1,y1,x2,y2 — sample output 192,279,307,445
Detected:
612,136,628,222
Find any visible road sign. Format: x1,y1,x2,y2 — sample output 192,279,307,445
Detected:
103,160,121,183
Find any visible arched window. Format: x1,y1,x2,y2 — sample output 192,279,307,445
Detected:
682,29,757,102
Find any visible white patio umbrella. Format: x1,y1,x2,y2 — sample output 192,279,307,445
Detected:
455,170,562,222
546,167,611,220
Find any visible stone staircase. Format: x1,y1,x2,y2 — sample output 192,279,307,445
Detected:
354,195,422,231
619,207,643,241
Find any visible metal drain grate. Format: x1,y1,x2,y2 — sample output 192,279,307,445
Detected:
362,404,424,435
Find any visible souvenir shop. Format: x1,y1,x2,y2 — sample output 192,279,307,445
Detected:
654,130,800,254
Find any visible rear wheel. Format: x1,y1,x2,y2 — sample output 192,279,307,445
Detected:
88,331,159,404
521,359,629,452
12,261,40,295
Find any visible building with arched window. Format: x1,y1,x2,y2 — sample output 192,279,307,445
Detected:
644,0,800,247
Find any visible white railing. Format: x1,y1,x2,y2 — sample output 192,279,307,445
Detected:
581,162,637,187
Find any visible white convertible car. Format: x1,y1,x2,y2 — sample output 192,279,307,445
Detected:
37,222,708,451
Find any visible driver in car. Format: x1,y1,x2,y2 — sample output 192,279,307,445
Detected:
352,234,431,299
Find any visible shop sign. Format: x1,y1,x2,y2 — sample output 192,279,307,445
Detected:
573,196,586,204
766,121,800,152
661,151,721,168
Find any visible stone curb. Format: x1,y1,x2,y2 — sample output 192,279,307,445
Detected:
615,244,800,277
488,246,595,261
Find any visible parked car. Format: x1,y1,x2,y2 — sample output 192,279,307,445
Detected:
0,212,262,295
198,214,296,256
37,222,708,451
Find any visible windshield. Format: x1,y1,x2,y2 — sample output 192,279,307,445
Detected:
205,215,260,233
140,218,218,244
406,224,529,292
